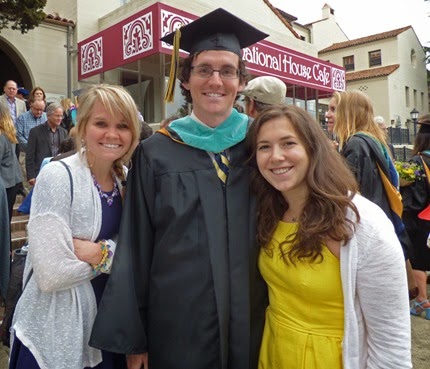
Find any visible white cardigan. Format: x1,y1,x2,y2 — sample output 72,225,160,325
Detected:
341,194,411,368
11,153,123,369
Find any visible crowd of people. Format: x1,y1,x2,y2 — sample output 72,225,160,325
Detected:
0,6,428,369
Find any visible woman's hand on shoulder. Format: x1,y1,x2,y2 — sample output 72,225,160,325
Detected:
73,238,102,264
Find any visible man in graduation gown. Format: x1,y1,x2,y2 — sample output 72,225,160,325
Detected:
90,8,269,369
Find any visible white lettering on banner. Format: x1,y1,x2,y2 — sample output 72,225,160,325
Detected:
312,64,330,86
243,47,282,71
243,46,332,87
282,55,311,80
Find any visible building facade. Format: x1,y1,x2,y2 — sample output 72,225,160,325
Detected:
319,25,428,128
0,0,346,123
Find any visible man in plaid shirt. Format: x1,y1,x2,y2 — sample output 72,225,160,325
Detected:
15,98,47,190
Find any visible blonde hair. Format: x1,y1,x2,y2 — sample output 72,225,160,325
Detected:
60,97,73,111
333,90,389,152
75,84,141,186
0,103,18,143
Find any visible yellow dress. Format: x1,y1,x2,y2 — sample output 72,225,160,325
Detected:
258,221,344,369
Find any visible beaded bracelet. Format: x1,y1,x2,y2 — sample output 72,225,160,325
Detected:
91,240,112,275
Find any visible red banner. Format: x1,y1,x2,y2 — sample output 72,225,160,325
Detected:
78,2,345,92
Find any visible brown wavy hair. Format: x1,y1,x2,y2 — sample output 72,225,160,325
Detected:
179,52,248,103
247,105,360,263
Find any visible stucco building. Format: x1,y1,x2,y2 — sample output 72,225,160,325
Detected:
0,0,345,123
1,1,427,127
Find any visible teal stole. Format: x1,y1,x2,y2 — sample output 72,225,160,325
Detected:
168,109,249,153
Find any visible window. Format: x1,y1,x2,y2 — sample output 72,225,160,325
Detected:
369,50,381,67
411,49,417,68
343,55,354,71
405,86,410,107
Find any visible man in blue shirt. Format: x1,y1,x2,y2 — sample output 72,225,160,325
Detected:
15,98,47,190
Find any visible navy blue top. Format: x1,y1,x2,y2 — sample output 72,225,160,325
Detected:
91,189,122,306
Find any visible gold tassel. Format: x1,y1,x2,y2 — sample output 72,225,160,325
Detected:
164,28,181,103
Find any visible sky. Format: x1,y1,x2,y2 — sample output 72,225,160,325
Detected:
269,0,430,46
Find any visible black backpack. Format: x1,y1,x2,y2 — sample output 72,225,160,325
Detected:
61,110,73,132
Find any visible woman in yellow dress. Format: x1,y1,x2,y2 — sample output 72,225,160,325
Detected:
247,105,412,369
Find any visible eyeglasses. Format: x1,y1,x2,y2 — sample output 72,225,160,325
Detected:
191,65,239,79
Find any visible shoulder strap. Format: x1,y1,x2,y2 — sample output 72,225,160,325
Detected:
23,269,33,290
23,161,73,290
58,160,74,205
376,163,403,218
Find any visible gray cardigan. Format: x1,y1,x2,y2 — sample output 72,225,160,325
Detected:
11,152,124,369
0,134,22,188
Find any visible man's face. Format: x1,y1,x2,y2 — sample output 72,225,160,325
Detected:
4,81,18,99
182,50,245,127
30,100,45,118
47,108,64,129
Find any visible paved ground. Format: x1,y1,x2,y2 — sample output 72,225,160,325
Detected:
1,284,429,368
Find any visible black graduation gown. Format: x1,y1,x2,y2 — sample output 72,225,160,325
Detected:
400,153,430,270
89,132,267,369
342,134,411,256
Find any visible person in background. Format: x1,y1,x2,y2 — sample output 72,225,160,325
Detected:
50,137,77,162
159,113,181,129
28,87,46,105
332,90,411,258
70,96,79,126
136,109,152,140
15,98,47,191
241,76,286,118
25,102,68,186
324,94,339,150
90,8,268,369
60,97,76,132
9,84,141,369
248,104,411,368
0,81,27,125
0,176,10,303
401,114,430,319
0,80,27,198
16,88,30,110
375,115,396,159
0,104,23,221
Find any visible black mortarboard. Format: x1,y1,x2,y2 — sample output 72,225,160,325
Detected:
160,8,268,56
160,8,268,102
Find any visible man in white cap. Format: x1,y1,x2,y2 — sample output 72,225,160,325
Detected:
241,76,286,118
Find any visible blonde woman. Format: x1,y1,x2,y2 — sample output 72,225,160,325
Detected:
10,84,141,369
60,97,76,131
0,103,23,221
332,90,411,258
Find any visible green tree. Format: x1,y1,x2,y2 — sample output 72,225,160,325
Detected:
0,0,47,34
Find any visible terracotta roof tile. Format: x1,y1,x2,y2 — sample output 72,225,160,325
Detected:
346,64,400,82
320,26,411,53
45,13,75,27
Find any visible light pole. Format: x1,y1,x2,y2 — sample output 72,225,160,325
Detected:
410,108,419,138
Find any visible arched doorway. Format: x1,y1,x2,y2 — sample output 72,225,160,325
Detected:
0,37,32,90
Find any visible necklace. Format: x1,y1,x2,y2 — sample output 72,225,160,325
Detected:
92,173,119,206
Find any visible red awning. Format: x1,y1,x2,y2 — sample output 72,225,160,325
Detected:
78,2,345,93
